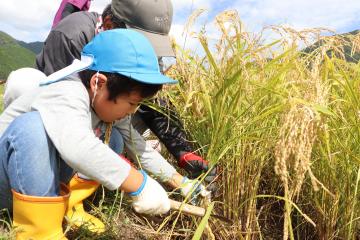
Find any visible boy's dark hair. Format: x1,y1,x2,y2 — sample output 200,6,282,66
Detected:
79,70,162,101
102,4,126,29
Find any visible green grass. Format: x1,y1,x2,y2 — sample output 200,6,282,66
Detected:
0,31,36,79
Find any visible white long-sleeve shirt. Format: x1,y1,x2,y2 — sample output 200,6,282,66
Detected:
0,76,176,190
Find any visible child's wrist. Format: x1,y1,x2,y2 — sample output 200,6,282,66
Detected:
120,167,144,193
128,170,147,196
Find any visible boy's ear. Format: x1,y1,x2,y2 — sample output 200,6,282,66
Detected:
90,73,107,92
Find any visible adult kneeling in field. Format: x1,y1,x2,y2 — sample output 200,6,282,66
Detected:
0,29,176,239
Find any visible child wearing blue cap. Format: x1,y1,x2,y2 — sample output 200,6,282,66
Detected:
0,29,179,239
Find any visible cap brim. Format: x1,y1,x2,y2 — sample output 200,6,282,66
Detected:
40,55,93,86
39,54,177,86
126,24,175,57
120,72,178,85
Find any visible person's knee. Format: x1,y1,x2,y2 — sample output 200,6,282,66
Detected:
10,112,49,150
11,111,43,130
12,111,57,173
5,111,60,196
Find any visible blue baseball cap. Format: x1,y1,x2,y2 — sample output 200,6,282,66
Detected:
40,29,177,86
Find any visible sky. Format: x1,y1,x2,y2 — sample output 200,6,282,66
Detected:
0,0,360,49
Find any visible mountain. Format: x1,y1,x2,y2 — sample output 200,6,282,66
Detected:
17,40,43,55
0,31,36,80
303,30,360,63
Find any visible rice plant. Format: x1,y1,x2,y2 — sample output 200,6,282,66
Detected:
1,9,360,240
165,10,360,239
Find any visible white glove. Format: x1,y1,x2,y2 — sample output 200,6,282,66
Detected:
180,177,211,205
129,170,170,215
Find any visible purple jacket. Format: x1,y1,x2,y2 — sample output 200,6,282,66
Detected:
52,0,91,28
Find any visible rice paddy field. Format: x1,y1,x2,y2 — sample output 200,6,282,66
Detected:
164,11,360,239
1,10,360,239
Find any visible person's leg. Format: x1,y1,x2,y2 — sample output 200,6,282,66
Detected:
104,127,124,154
0,111,70,210
0,111,70,239
66,127,124,233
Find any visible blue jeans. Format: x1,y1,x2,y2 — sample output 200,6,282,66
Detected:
0,111,123,210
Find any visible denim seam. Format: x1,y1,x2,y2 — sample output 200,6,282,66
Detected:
9,134,25,194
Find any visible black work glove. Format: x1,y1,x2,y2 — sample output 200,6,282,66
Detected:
178,152,217,183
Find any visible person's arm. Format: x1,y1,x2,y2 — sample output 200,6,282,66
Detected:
67,0,91,11
137,100,217,182
61,3,81,20
114,116,209,202
36,31,81,76
35,85,170,214
33,81,131,190
137,99,193,159
115,116,178,182
37,11,99,75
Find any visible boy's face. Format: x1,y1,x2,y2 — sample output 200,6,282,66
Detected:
93,87,143,123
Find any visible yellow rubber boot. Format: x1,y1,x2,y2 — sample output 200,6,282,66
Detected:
12,184,70,240
66,174,105,233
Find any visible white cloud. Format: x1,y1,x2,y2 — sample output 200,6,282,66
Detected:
0,1,56,30
0,0,59,41
170,13,230,56
89,0,111,13
1,0,360,44
0,0,110,42
173,0,212,11
230,0,360,32
170,23,201,51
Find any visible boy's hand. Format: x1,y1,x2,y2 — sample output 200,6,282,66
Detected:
129,171,170,215
178,152,217,182
180,177,211,205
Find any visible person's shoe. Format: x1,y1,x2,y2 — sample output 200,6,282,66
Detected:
12,183,70,240
66,174,105,233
